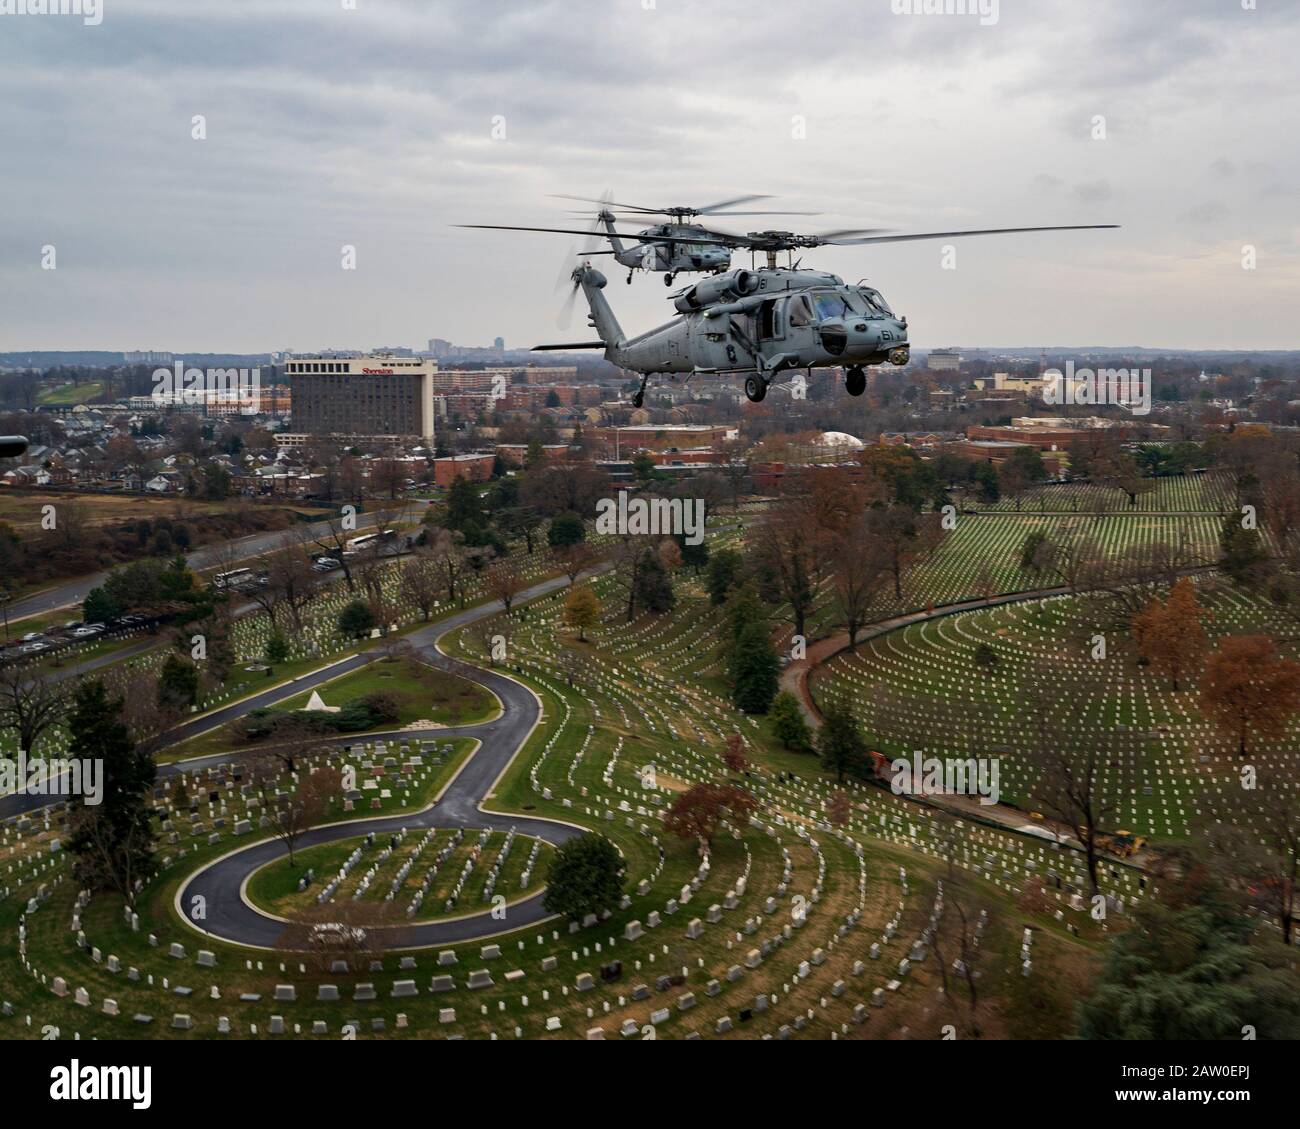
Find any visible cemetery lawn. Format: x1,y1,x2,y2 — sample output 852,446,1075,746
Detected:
245,829,554,924
276,657,500,729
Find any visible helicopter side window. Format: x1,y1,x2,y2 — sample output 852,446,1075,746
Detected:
787,295,814,327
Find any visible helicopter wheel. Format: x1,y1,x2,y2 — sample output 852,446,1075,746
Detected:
626,272,634,284
845,366,867,397
663,273,674,287
744,375,768,403
633,390,644,408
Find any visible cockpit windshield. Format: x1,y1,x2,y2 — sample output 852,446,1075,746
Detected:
810,291,858,320
855,287,893,317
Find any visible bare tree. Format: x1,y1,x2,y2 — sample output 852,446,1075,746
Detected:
250,759,341,868
485,558,527,617
0,663,68,753
399,550,442,620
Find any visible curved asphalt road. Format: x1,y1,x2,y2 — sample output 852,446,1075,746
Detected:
172,573,596,950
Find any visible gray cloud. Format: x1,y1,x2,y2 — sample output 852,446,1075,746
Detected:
0,0,1297,351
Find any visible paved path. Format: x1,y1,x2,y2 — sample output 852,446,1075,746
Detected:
172,568,603,950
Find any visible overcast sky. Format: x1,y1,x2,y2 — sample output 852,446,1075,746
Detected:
2,0,1297,353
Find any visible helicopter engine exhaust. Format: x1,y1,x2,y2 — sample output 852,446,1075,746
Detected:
673,269,760,313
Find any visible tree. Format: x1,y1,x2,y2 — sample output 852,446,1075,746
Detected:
83,585,122,624
751,497,831,640
264,631,291,664
721,733,748,776
0,662,68,754
769,690,813,751
664,782,758,854
1131,577,1210,690
485,559,526,616
1219,514,1269,584
867,503,944,602
542,833,624,922
546,511,586,549
817,701,868,784
831,518,890,650
825,790,852,827
338,599,376,639
1200,634,1300,756
158,654,199,710
1205,771,1300,945
563,585,600,642
729,619,778,714
1076,848,1300,1039
399,552,442,621
706,547,744,605
445,476,487,533
676,532,709,573
1021,678,1114,895
633,547,675,614
556,541,599,587
65,680,156,905
252,761,341,868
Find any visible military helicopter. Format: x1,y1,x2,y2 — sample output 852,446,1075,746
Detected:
459,193,820,286
528,223,1118,407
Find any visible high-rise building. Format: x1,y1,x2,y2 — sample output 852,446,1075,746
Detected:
285,355,436,444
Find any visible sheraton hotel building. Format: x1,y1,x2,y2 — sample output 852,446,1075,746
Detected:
283,355,437,447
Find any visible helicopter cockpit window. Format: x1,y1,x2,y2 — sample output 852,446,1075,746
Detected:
856,287,893,316
810,291,855,320
787,295,814,327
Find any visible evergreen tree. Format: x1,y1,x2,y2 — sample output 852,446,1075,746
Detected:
158,654,199,710
445,476,486,533
547,511,586,548
543,833,624,922
338,599,376,639
770,690,813,751
633,549,675,614
264,631,291,664
706,548,744,604
817,701,869,783
65,680,156,904
730,619,779,713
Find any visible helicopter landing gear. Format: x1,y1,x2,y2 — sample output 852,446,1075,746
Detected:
845,366,867,397
626,271,634,285
663,273,674,287
633,372,650,409
744,374,768,403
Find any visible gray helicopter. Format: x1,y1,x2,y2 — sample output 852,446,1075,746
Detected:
532,223,1118,406
460,193,820,286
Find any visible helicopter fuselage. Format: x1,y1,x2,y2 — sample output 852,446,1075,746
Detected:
603,217,732,279
588,266,910,383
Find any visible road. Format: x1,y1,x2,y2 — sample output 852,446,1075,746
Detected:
2,506,402,623
172,570,595,949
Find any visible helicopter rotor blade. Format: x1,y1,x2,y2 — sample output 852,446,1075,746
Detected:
694,194,772,214
817,224,1121,246
547,193,662,213
455,223,723,245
